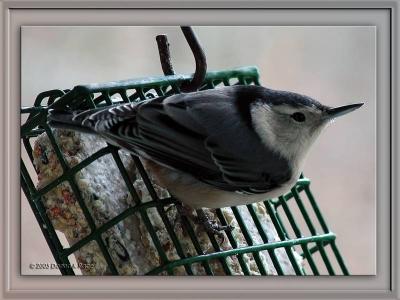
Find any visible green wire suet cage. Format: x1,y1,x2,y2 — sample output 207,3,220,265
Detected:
20,28,349,276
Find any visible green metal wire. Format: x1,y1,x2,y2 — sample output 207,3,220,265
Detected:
246,204,284,275
264,201,304,275
214,209,251,275
20,66,349,276
129,154,195,276
231,206,268,275
146,233,337,275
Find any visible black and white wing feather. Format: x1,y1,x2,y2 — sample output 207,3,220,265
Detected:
48,86,292,194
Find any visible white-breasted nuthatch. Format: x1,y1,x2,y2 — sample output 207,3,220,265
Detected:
48,85,363,217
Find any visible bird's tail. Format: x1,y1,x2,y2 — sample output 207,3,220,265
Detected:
48,109,98,134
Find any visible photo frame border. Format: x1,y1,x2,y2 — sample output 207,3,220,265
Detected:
1,1,398,299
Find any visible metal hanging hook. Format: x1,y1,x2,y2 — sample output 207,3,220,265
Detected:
179,27,207,92
156,26,207,93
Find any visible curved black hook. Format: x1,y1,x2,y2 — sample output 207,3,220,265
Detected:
179,27,207,92
156,26,207,93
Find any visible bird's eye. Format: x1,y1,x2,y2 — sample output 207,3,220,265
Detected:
291,112,306,122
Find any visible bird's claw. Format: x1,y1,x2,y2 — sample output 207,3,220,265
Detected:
196,209,234,240
171,203,234,242
203,221,234,239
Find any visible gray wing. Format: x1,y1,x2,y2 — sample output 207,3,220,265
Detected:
92,87,292,193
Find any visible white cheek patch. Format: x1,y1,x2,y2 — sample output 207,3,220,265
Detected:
250,102,325,177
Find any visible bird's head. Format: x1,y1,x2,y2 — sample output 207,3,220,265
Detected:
250,88,363,165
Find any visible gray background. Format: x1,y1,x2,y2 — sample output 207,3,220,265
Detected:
21,26,375,275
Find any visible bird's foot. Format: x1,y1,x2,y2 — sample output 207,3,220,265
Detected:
170,203,234,241
196,209,234,239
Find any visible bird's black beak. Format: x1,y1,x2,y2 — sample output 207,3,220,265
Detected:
324,103,364,120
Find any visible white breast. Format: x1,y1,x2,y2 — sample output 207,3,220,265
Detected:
143,159,300,209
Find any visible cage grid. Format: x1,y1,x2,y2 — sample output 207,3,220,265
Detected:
21,66,349,275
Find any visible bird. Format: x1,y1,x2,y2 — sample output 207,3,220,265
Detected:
48,85,363,234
